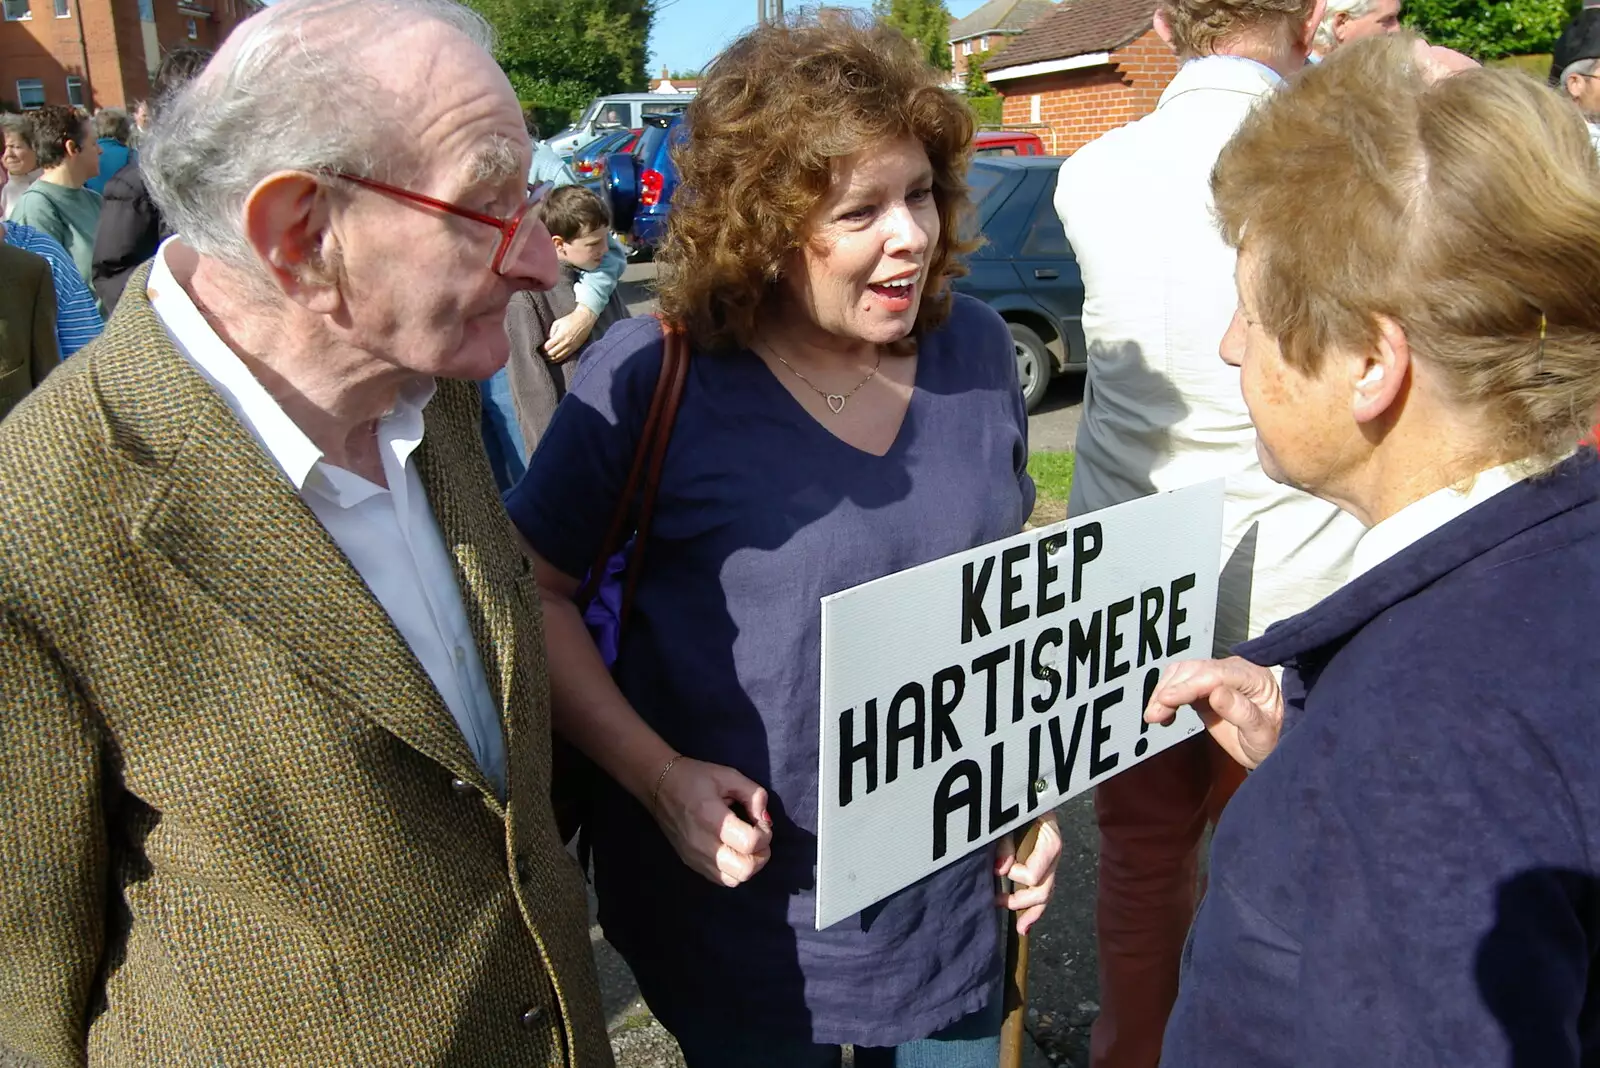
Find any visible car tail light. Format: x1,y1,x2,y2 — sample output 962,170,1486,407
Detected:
640,168,664,208
575,160,597,177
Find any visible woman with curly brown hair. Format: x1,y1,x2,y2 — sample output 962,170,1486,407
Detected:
505,13,1062,1066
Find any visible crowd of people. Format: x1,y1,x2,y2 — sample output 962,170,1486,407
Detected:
0,0,1595,1066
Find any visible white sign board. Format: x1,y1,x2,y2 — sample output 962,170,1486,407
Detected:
815,480,1225,930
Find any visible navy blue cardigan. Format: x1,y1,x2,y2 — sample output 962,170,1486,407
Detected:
1163,450,1600,1068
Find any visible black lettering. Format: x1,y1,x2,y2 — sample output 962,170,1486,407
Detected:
1010,639,1026,724
1089,687,1124,779
1000,544,1031,628
989,741,1020,831
971,646,1008,738
1048,701,1090,794
1036,534,1066,618
1027,723,1045,811
931,665,966,761
1137,586,1165,667
1030,627,1063,713
838,699,878,807
1071,521,1103,603
884,682,926,785
1104,596,1135,681
1167,573,1196,654
1135,667,1160,758
961,558,995,644
932,759,983,861
1066,610,1102,699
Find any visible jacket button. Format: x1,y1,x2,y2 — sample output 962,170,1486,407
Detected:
520,1004,545,1030
515,854,532,883
450,777,475,795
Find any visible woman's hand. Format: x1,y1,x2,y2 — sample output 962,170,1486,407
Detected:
995,812,1062,935
1144,657,1284,770
651,757,774,888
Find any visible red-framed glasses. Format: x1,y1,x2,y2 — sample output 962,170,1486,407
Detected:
332,173,553,275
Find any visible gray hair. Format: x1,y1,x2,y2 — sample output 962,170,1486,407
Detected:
142,0,496,270
93,107,132,143
0,113,31,148
1562,56,1600,88
1313,0,1375,52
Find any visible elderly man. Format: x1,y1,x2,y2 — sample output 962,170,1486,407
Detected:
1552,6,1600,152
1054,0,1365,1065
0,0,611,1063
1312,0,1402,58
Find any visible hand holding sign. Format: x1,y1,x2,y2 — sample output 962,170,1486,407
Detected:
995,812,1062,935
1144,657,1284,770
653,757,774,887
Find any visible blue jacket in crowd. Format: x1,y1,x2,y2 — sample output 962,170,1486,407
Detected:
1163,450,1600,1067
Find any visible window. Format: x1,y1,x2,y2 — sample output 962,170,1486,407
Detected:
185,16,197,38
65,75,83,107
3,0,31,20
1023,187,1071,257
53,0,67,16
1029,94,1041,124
16,78,45,109
961,40,972,56
137,0,152,19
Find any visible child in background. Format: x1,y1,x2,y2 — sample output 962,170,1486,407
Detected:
505,184,631,455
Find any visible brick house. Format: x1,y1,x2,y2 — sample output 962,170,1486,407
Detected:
947,0,1054,89
982,0,1180,154
0,0,256,113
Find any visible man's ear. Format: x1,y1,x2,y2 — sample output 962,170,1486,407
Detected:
1153,5,1175,48
1567,71,1587,103
1352,314,1410,425
1304,0,1330,52
242,171,343,315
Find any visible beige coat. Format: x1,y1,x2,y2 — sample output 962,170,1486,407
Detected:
0,264,612,1067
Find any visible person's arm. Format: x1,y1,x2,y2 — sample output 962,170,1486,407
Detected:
30,262,61,388
0,606,107,1067
36,248,101,356
545,237,628,361
504,319,772,887
525,547,773,887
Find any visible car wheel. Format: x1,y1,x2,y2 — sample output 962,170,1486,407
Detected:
1010,322,1051,413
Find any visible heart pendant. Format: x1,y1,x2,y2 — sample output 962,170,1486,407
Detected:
826,394,846,414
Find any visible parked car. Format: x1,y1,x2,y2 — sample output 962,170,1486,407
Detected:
972,130,1047,157
572,128,638,183
604,111,685,257
547,93,693,159
954,155,1084,412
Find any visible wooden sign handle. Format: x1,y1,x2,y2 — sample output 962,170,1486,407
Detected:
999,821,1044,1068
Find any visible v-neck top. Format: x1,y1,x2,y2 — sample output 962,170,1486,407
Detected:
506,293,1034,1044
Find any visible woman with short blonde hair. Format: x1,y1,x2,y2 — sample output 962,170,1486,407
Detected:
507,13,1063,1065
1145,34,1600,1067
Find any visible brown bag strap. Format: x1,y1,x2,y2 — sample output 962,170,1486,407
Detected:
575,319,690,626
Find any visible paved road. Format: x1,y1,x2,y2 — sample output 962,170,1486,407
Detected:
620,261,1086,458
600,259,1100,1068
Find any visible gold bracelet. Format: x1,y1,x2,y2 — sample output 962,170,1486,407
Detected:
650,755,682,808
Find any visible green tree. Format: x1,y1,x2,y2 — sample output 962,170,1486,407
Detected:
465,0,653,128
873,0,955,71
666,69,703,80
1403,0,1580,59
965,46,1003,125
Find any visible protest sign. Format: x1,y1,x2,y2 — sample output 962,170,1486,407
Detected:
815,480,1224,930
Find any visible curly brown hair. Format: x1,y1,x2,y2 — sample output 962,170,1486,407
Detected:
655,12,977,351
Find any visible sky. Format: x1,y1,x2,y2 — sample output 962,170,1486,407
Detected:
649,0,993,75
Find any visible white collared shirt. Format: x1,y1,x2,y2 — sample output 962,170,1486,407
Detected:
146,239,507,796
1056,54,1365,653
1351,463,1530,579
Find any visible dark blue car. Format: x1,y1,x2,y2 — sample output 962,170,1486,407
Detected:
604,112,684,257
954,155,1085,412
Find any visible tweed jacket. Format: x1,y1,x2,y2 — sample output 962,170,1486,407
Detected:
0,263,612,1068
0,241,61,421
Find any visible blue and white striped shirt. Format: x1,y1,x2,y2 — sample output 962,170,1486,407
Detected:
4,222,103,357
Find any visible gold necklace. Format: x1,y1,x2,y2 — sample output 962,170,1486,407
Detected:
763,343,883,414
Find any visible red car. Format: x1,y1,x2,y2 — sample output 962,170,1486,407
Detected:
973,130,1046,157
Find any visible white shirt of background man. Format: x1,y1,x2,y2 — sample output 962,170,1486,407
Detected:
145,237,509,796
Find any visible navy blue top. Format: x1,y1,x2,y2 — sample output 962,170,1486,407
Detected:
506,294,1034,1045
1162,450,1600,1067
